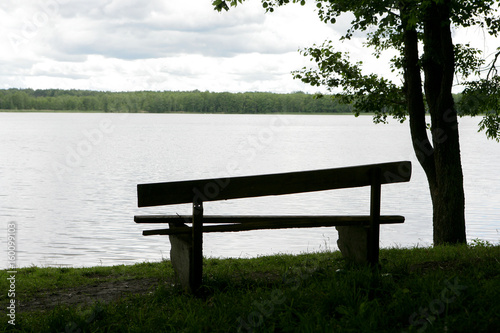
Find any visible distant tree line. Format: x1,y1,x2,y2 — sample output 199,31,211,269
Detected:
0,89,354,114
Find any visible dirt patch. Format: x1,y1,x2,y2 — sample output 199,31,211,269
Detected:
18,277,163,313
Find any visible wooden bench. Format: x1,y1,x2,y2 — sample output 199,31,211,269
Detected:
135,161,411,293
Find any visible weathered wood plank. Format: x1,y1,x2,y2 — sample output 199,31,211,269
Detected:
135,215,405,224
137,161,411,207
141,215,405,236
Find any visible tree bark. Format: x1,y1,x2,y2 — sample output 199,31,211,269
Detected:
401,0,466,245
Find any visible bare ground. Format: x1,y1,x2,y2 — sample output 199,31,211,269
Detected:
17,277,164,313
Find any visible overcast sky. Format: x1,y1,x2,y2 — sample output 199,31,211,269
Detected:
0,0,497,93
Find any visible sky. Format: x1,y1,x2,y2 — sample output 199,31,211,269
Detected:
0,0,497,93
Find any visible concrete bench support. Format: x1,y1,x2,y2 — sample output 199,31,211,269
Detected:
336,226,369,264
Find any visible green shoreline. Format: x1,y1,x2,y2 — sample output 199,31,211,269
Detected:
0,109,358,115
0,109,106,113
1,243,498,332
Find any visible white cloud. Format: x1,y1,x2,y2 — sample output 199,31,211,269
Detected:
1,0,344,92
0,0,496,93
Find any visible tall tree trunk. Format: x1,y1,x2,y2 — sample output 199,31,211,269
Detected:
401,0,466,245
423,1,466,244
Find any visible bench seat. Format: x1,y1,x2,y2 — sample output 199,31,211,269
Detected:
135,215,405,235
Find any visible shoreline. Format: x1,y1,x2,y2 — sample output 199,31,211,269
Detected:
0,109,361,115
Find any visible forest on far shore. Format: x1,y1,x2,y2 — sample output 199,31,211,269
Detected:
0,88,354,114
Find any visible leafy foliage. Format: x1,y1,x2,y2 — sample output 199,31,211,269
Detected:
292,41,406,123
454,44,485,79
459,76,500,141
213,0,500,141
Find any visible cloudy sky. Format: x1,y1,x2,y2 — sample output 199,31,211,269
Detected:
0,0,497,93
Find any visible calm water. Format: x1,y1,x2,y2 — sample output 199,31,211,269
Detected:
1,112,499,268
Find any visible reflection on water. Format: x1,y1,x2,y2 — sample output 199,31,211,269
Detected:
0,113,498,268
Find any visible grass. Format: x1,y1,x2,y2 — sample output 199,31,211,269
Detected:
0,109,106,113
1,242,499,332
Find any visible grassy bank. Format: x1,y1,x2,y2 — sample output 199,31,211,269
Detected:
1,242,499,332
0,109,105,113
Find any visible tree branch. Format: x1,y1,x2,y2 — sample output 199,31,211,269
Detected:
400,2,436,183
487,50,500,80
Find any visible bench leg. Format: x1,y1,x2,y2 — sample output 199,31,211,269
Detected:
368,168,381,266
337,168,382,266
168,199,204,294
168,222,195,292
336,226,369,264
191,199,203,293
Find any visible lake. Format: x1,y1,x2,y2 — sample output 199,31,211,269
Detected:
1,112,499,268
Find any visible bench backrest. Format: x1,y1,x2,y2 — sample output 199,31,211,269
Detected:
137,161,411,207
